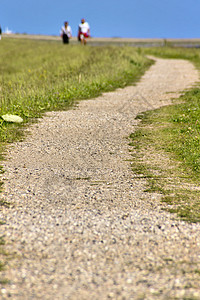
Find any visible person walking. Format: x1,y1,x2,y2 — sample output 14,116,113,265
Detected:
78,18,90,45
60,21,72,44
0,26,2,40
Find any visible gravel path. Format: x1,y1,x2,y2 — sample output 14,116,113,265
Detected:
1,57,200,300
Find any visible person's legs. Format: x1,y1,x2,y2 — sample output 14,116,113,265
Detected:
63,34,69,44
80,33,84,44
80,33,88,45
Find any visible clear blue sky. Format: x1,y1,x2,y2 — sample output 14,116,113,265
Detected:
0,0,199,38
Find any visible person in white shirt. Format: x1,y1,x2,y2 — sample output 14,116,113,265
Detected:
78,18,90,45
60,21,72,44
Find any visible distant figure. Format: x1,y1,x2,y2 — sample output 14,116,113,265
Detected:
60,21,72,44
0,26,2,40
78,18,90,45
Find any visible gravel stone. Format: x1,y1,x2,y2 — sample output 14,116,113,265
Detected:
0,57,200,299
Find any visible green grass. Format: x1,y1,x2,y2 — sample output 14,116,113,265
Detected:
130,46,200,222
0,38,152,143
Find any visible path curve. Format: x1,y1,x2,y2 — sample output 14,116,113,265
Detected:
1,57,200,299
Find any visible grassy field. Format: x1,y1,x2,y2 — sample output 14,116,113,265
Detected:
0,38,152,144
130,47,200,222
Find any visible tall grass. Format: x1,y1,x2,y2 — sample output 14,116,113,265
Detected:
0,38,152,142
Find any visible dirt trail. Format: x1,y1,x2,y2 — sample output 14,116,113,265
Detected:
1,57,200,299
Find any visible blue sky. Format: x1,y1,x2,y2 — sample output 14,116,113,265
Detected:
0,0,199,38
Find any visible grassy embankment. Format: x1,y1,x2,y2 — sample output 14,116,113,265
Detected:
0,38,152,275
129,47,200,223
